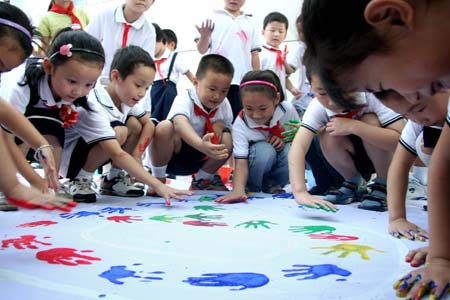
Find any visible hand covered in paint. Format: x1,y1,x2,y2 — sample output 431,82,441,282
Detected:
389,218,429,241
405,246,429,268
215,190,248,204
282,264,351,280
325,117,357,136
150,181,193,206
195,19,214,38
394,260,450,300
59,104,79,128
201,133,229,160
293,190,337,212
267,135,285,152
281,119,300,143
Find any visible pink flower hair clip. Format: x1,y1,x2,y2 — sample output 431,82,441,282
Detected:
59,44,73,57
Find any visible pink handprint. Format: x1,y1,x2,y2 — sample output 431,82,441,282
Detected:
2,235,52,250
17,220,58,228
308,233,359,241
107,216,143,223
183,220,228,227
36,248,101,266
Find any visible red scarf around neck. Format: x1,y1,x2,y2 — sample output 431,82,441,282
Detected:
50,2,82,29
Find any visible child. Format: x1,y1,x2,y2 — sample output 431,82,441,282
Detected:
0,2,76,212
162,29,177,51
85,0,156,79
150,23,194,124
301,1,450,298
216,70,299,203
149,54,233,193
289,58,404,212
195,0,262,120
61,45,191,205
38,0,90,50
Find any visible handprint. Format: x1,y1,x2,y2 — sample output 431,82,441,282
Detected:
198,196,215,202
235,220,277,229
308,233,359,241
194,205,224,211
183,272,269,290
36,248,101,266
283,264,351,280
60,211,102,219
2,235,52,250
149,215,180,223
289,225,336,234
313,242,385,260
183,220,228,227
184,213,223,221
272,193,294,199
100,207,134,214
107,216,143,223
136,201,167,207
99,265,164,285
17,220,58,228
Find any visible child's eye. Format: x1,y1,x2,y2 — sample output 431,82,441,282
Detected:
85,83,94,88
318,92,327,96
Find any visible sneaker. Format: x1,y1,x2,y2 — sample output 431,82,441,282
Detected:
190,175,228,191
263,185,286,194
358,182,387,212
69,178,97,203
325,180,366,204
50,181,74,200
100,171,144,197
0,192,18,211
407,173,427,200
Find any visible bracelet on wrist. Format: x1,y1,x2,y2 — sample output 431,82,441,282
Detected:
34,144,54,161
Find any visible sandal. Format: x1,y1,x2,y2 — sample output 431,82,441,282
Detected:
358,182,387,212
325,181,365,204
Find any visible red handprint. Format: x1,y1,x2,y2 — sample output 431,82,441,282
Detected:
308,233,359,241
36,248,101,266
2,235,52,250
17,220,58,228
59,105,79,128
106,215,143,223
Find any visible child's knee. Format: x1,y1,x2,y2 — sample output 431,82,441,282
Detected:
126,116,142,136
154,120,174,137
320,133,353,154
114,126,128,145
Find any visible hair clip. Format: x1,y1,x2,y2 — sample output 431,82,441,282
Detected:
59,44,73,57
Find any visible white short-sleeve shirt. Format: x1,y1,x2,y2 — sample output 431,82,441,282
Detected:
153,48,190,84
232,101,299,159
301,93,403,134
85,5,156,77
167,88,233,137
196,8,262,85
399,120,424,157
260,44,287,95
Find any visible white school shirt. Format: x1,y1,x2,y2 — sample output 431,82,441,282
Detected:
196,8,262,85
232,101,299,159
167,88,233,137
259,43,287,96
301,93,403,134
154,48,190,84
85,5,156,78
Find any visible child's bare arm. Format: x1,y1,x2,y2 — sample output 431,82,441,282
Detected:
132,113,154,160
285,77,302,99
216,158,248,204
184,70,195,84
251,50,260,71
195,19,214,54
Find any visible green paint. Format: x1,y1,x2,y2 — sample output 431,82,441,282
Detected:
235,220,277,229
289,225,336,234
149,215,180,223
198,196,215,202
184,213,223,221
312,242,385,260
194,205,225,211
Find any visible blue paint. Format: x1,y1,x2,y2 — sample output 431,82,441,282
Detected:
336,278,347,281
282,264,351,280
136,202,166,207
60,211,102,219
183,272,269,291
272,193,294,199
98,295,106,298
99,266,141,285
100,207,133,214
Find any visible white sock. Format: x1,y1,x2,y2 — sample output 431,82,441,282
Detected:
107,167,122,180
196,169,213,180
76,168,93,180
151,165,167,178
412,166,428,185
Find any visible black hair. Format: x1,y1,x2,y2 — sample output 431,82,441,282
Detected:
196,54,234,79
0,2,35,59
21,29,105,110
162,28,177,49
240,70,285,102
301,0,384,110
263,11,289,30
152,23,166,44
110,45,155,79
47,1,54,11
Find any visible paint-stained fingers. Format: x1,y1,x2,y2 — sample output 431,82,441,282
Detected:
405,247,429,267
216,195,247,204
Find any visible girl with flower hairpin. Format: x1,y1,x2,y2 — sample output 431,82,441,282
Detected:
216,70,299,204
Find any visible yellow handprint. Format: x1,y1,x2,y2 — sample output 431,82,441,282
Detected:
312,242,385,260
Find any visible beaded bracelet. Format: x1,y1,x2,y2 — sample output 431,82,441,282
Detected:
34,144,54,161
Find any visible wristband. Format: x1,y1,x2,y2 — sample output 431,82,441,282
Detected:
34,144,54,161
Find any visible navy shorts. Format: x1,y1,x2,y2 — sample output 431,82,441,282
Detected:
166,140,206,176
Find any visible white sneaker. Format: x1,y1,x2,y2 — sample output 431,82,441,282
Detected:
69,177,97,203
100,171,144,197
407,173,427,201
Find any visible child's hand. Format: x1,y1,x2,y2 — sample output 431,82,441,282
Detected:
405,246,429,268
151,182,193,206
195,19,214,38
281,119,301,142
293,190,338,213
389,218,429,241
201,132,229,160
35,145,59,192
216,191,247,204
325,118,356,136
290,88,302,99
393,259,450,300
267,135,285,152
30,177,49,194
60,105,79,128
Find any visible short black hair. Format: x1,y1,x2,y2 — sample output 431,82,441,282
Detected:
110,45,155,79
196,54,234,80
263,11,289,30
152,23,165,43
162,28,177,48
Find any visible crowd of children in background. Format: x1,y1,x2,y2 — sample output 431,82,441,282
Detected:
0,0,447,299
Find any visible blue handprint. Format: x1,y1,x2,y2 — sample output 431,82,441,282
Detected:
282,264,351,281
183,272,269,291
272,193,294,199
100,207,134,214
99,265,164,285
60,211,102,219
136,201,166,207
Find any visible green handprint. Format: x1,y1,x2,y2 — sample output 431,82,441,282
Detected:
235,220,277,229
198,196,215,202
281,119,301,143
194,205,224,211
149,215,180,223
184,213,223,221
312,242,385,260
289,225,336,234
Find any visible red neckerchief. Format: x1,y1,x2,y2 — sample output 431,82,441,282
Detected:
121,23,132,48
335,107,363,119
239,110,285,138
154,57,168,83
49,2,82,29
193,103,219,144
262,45,286,70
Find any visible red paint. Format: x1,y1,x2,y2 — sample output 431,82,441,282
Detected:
36,248,101,266
1,235,52,250
106,215,143,223
17,220,58,228
182,220,228,227
138,137,150,154
308,233,359,241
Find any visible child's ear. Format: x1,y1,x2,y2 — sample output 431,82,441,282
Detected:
192,76,199,88
110,69,120,82
42,58,52,75
275,92,281,105
364,0,414,31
